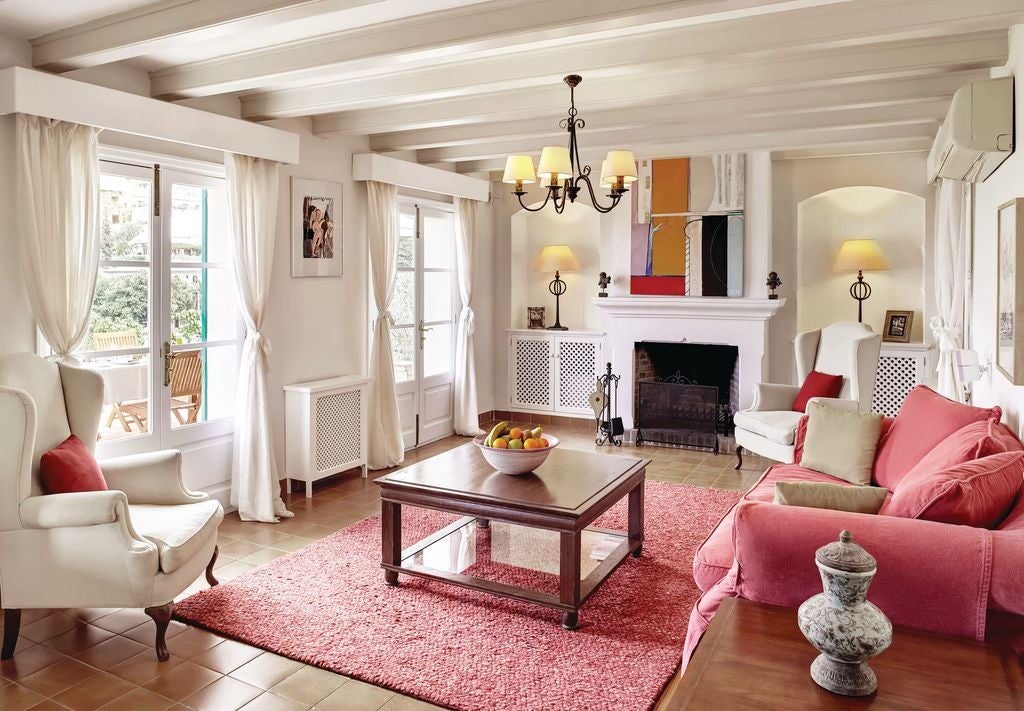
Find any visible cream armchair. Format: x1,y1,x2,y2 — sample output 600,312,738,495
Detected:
0,354,223,661
733,321,881,468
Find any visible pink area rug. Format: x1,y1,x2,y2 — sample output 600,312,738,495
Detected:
175,481,739,711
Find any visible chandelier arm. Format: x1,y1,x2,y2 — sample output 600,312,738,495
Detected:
516,190,553,212
577,173,621,214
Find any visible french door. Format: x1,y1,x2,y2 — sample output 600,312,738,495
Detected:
392,201,457,448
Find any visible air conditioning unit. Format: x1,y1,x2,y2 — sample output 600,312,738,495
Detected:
927,76,1014,183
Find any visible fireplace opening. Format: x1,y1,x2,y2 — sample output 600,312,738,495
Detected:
632,341,739,452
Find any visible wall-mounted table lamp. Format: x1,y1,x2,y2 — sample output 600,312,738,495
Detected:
536,245,580,331
833,239,888,323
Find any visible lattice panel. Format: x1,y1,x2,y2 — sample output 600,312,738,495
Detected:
513,338,553,409
314,389,362,473
872,355,918,417
557,339,598,412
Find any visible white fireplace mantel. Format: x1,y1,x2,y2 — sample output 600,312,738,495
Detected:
591,296,786,320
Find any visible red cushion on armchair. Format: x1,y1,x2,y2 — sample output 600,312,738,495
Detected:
791,370,843,413
39,435,107,494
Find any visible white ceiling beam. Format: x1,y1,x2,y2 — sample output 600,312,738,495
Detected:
367,73,980,151
240,0,1024,120
312,33,1003,135
148,0,853,98
772,139,933,160
455,124,937,173
415,103,945,163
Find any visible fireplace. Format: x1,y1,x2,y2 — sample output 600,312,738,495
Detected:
632,341,739,452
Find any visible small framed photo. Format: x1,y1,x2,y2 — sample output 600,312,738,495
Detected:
882,310,914,343
292,177,343,277
527,306,545,329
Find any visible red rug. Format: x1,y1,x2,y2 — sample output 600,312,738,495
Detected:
175,481,738,711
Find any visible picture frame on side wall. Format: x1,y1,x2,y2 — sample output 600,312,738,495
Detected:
292,177,343,277
996,198,1024,384
882,310,913,343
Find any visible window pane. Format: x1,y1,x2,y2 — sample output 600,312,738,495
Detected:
170,271,202,344
392,271,415,326
88,267,149,350
100,174,151,262
423,271,451,323
422,212,452,269
398,210,416,269
169,184,206,263
86,353,150,440
391,327,415,383
171,268,236,344
170,344,237,429
423,322,451,377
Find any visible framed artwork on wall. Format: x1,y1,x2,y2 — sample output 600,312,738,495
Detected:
291,177,343,277
882,310,913,343
996,198,1024,384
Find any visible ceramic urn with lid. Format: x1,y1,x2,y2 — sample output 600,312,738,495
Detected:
797,530,892,696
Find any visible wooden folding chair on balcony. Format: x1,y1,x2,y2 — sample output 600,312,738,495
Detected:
94,330,141,431
121,350,203,429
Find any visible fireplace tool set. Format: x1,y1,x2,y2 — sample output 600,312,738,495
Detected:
590,362,624,446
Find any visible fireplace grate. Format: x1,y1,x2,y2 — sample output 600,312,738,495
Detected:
634,379,729,454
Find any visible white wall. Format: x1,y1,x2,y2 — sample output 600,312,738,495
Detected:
771,152,935,383
971,24,1024,434
797,186,926,337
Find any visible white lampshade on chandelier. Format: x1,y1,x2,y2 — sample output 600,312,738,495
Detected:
502,75,637,214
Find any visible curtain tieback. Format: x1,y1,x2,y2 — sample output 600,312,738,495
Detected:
929,316,961,354
378,310,395,329
249,330,272,360
459,306,475,335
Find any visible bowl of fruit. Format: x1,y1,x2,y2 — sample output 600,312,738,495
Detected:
474,422,559,475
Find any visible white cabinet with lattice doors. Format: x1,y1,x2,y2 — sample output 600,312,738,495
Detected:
285,375,371,498
871,343,933,417
509,330,603,416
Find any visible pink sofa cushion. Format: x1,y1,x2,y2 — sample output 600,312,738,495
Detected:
882,451,1024,529
873,386,1001,490
903,418,1012,478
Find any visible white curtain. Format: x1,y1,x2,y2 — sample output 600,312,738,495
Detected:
932,177,968,402
454,198,484,436
367,181,404,469
226,153,292,522
16,114,101,360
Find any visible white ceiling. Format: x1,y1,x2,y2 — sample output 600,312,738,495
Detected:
7,0,1023,174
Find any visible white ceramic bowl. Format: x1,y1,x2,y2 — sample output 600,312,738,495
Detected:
473,433,560,475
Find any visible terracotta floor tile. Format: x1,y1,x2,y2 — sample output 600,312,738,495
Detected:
21,614,83,643
142,661,221,701
51,671,135,711
214,561,258,582
191,639,263,675
95,686,177,711
181,675,263,711
163,628,224,660
265,536,315,553
43,625,115,656
239,691,310,711
63,609,120,624
269,666,347,706
0,680,48,711
74,636,148,669
219,540,264,559
238,548,288,566
108,650,186,685
229,653,303,691
25,699,71,711
91,609,152,635
122,619,188,646
18,657,99,697
0,643,67,680
316,680,394,711
379,694,446,710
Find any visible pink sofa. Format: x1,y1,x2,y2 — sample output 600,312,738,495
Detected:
683,387,1024,666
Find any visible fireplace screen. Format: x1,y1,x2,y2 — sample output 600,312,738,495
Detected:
635,380,722,453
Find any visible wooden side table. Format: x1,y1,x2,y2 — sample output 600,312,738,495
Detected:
664,598,1022,710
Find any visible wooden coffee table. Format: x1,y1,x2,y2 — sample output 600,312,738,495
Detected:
374,444,649,629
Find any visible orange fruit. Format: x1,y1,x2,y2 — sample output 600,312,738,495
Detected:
524,438,542,449
540,438,550,447
508,428,524,440
492,438,508,449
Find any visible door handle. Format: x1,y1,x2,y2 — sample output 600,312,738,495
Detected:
418,323,433,348
162,341,174,387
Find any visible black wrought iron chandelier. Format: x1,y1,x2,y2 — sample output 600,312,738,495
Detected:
502,75,637,214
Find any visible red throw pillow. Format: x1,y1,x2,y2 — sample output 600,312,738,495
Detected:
882,451,1024,529
902,418,1011,479
39,435,107,495
791,370,844,413
873,386,1001,490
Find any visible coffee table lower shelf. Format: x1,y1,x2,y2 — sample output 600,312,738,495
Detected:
380,514,642,630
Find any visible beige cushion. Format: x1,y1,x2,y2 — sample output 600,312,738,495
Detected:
774,481,888,514
129,500,222,574
733,410,804,445
800,401,882,485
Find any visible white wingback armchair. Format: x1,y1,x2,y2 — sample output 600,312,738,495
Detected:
0,354,223,661
733,321,882,467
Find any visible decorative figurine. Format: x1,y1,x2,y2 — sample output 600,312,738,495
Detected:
798,530,892,697
598,271,611,297
766,271,782,300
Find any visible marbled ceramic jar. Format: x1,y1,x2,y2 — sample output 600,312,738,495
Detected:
797,530,892,696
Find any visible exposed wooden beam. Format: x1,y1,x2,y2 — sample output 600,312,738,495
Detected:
367,73,980,151
312,33,1003,135
240,0,1024,120
149,0,852,98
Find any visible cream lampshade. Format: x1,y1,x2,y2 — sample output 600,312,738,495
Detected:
833,239,889,323
537,146,572,184
603,150,638,183
502,155,536,189
536,245,579,331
